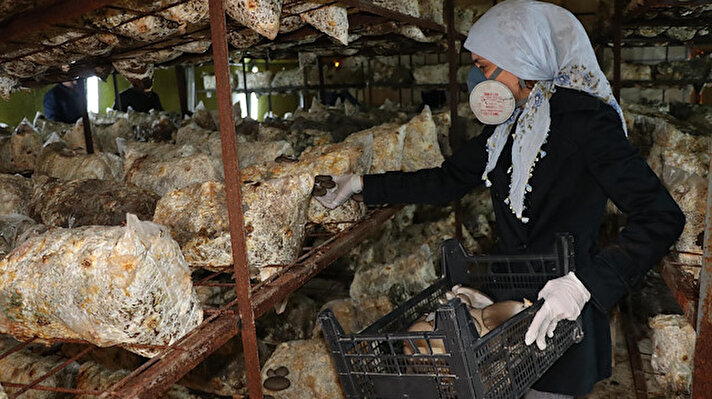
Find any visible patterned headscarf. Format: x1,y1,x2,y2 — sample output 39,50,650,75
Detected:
464,0,626,223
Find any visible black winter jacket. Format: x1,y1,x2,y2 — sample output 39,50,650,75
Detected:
43,84,83,124
362,87,685,395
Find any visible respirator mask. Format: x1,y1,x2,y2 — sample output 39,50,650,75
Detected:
467,66,526,125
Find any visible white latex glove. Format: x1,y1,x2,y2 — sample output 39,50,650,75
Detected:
313,174,363,209
524,272,590,350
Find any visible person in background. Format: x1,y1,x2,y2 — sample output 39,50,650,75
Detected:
43,79,83,123
323,90,359,106
314,1,685,398
114,77,163,113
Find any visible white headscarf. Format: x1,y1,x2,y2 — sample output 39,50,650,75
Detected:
464,0,626,223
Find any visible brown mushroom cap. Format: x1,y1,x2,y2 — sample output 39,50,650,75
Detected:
481,301,528,331
469,307,489,337
404,319,445,355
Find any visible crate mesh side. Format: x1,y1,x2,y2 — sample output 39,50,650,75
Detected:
469,257,564,302
363,280,448,334
339,332,460,399
470,303,580,399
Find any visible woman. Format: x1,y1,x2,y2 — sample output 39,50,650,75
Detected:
316,1,684,397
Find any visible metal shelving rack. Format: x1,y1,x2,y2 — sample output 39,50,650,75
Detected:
610,1,712,397
610,0,712,100
0,1,464,398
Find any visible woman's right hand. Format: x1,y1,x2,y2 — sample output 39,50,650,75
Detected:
313,174,363,209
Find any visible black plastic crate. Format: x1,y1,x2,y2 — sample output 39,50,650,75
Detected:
318,234,584,399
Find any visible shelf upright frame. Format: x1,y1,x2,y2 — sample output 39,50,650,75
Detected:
446,0,464,242
694,148,712,398
207,0,263,398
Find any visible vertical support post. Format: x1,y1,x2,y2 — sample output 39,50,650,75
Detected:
112,71,122,111
397,55,403,105
207,2,263,399
78,77,94,154
242,56,251,116
301,64,308,109
446,0,463,241
186,65,196,113
409,54,415,105
361,61,366,105
266,50,273,117
613,0,622,101
693,145,712,398
622,298,649,399
367,58,373,107
175,65,189,116
317,56,325,103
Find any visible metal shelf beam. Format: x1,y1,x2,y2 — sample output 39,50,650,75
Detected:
105,206,401,398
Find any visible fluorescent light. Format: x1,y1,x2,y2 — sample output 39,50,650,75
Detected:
87,76,99,114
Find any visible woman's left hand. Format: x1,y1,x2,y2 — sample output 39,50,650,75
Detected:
525,272,591,350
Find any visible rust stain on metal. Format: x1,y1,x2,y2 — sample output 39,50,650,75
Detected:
2,207,401,398
207,0,262,398
692,154,712,398
252,206,401,318
104,315,239,399
9,345,95,399
661,257,699,327
622,305,648,399
0,338,34,363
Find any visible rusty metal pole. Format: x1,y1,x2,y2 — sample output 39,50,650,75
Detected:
446,0,463,242
693,146,712,398
207,1,263,399
78,77,94,154
317,56,325,103
266,49,273,117
397,55,402,105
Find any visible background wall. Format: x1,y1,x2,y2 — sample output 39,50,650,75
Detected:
0,67,183,127
0,85,52,127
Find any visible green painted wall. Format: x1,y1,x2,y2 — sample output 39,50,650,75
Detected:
258,93,300,120
98,75,130,112
0,67,184,128
0,62,309,127
0,85,52,126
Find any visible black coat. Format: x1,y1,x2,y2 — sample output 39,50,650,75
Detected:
114,88,163,113
362,87,685,395
43,84,83,124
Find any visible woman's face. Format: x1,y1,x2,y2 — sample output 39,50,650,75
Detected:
471,53,532,104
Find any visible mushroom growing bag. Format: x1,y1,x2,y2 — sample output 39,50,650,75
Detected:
0,214,203,357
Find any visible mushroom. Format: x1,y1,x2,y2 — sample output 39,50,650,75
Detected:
481,300,531,331
403,318,446,355
469,307,489,336
439,289,458,305
452,285,494,309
